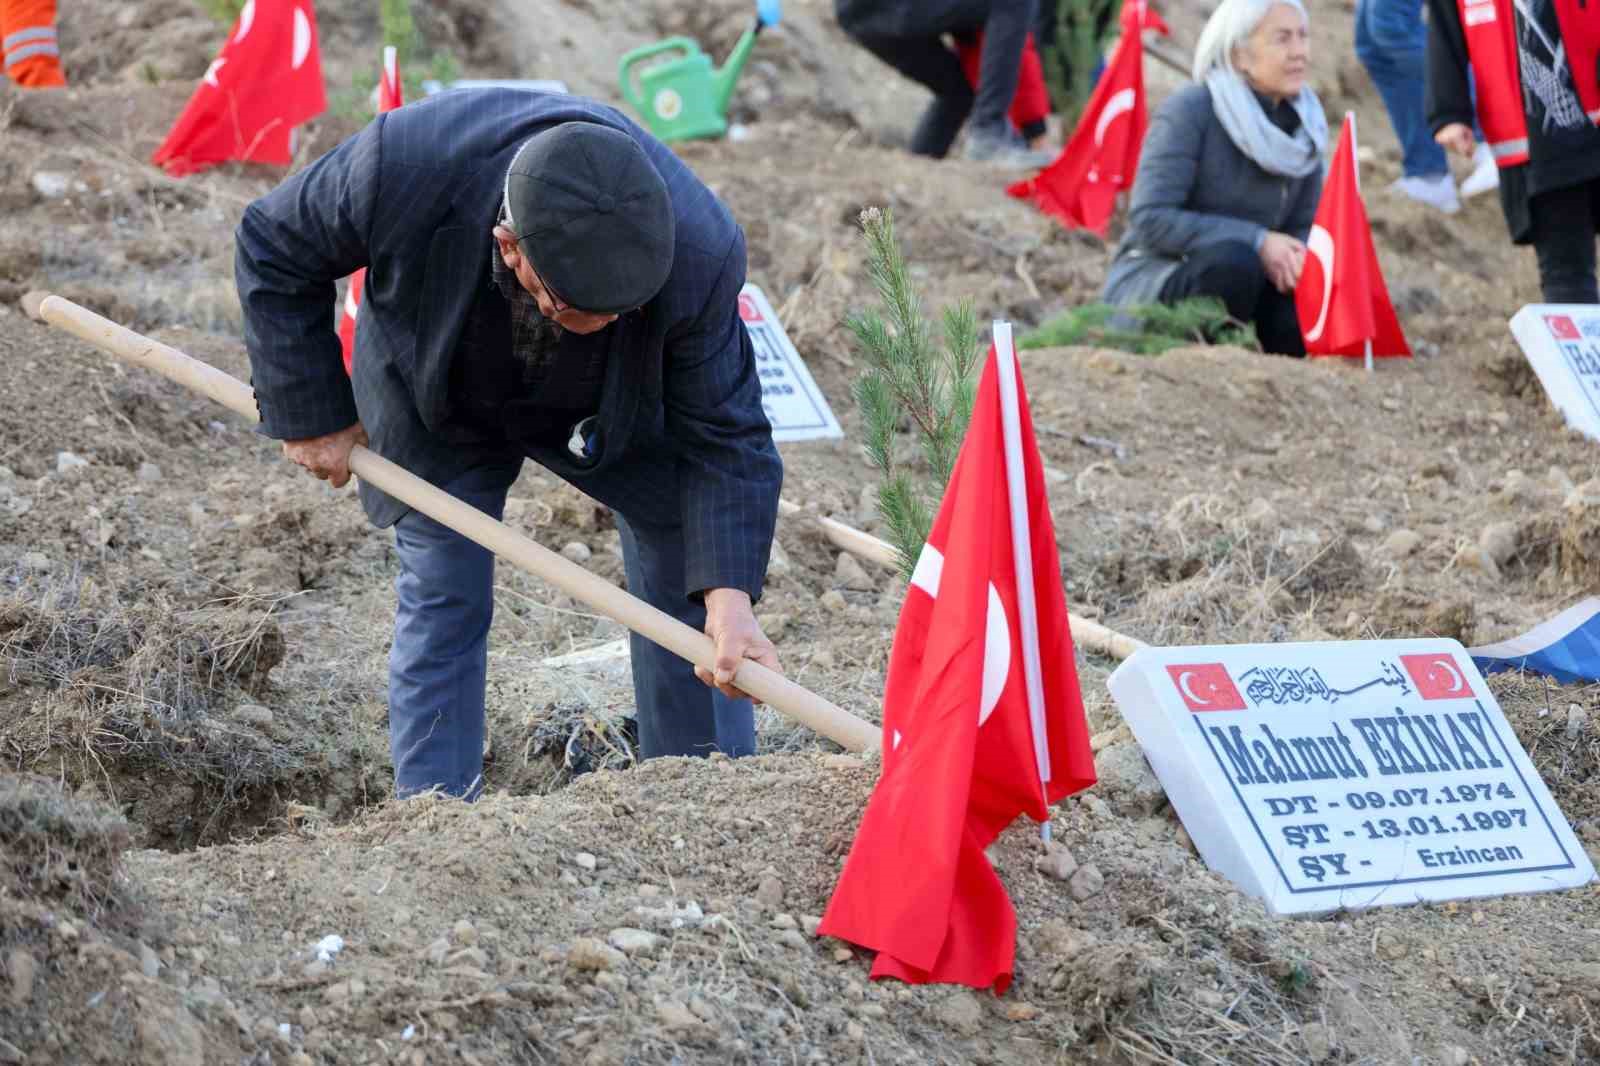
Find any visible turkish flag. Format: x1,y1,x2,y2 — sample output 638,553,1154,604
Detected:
1295,114,1410,358
1166,664,1247,712
1399,654,1475,701
338,46,404,374
817,326,1097,993
1120,0,1170,37
151,0,326,177
1006,29,1146,238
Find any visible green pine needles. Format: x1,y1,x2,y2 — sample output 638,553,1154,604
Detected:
848,208,982,581
1042,0,1117,127
1021,298,1258,355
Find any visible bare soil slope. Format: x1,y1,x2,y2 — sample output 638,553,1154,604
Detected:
3,1,1600,1064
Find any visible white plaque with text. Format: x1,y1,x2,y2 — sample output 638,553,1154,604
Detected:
1107,639,1594,915
738,284,843,443
1510,304,1600,443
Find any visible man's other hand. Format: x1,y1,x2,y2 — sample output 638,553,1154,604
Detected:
283,421,368,488
698,588,782,701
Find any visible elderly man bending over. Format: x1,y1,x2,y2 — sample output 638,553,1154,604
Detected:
1104,0,1327,356
235,89,784,799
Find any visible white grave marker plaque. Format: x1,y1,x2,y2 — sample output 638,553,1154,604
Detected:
1510,304,1600,443
1107,639,1593,915
738,284,843,443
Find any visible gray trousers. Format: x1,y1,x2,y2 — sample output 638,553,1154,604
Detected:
386,459,756,799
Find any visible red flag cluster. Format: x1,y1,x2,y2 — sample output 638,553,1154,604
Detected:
339,46,405,374
1006,4,1157,237
1295,114,1410,359
818,328,1096,992
151,0,326,177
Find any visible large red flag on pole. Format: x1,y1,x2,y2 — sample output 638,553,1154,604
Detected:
1295,112,1410,368
151,0,326,177
817,324,1097,993
338,46,404,375
1006,28,1147,237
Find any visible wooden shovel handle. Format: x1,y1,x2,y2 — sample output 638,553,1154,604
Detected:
24,292,881,754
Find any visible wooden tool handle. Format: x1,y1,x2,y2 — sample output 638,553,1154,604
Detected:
25,292,881,754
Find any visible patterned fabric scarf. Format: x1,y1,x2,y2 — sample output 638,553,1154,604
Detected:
489,235,565,386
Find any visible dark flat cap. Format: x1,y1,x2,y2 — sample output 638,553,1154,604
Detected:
502,123,676,314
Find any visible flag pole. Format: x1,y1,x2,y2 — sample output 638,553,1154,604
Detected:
991,322,1054,843
1365,337,1374,374
1348,110,1378,376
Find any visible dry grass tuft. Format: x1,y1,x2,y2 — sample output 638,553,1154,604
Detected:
0,773,131,916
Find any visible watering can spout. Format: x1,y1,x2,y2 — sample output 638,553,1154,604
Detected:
711,18,763,118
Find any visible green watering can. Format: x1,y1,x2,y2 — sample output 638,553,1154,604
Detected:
618,0,781,142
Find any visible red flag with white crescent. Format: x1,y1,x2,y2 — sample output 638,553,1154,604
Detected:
817,325,1096,993
338,45,405,375
151,0,326,177
1006,28,1146,238
1295,114,1410,358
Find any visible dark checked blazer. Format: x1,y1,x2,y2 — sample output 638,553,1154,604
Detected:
234,89,782,601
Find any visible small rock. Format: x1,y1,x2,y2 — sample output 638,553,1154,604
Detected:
452,919,479,945
935,989,985,1036
1382,529,1422,558
288,1054,314,1066
1548,466,1577,497
776,929,808,950
425,937,451,965
1568,704,1588,740
53,920,77,942
446,947,489,970
1094,743,1166,817
801,915,822,937
834,551,873,590
573,852,598,872
757,612,788,640
845,1021,865,1041
560,541,592,564
1005,1002,1039,1022
1033,842,1078,882
1445,1046,1470,1066
31,170,71,198
688,995,717,1022
1068,863,1104,902
1374,930,1408,960
55,450,89,474
770,913,797,930
17,551,50,572
137,462,163,482
755,874,785,909
1241,497,1277,530
0,489,31,518
606,928,661,956
766,540,791,580
1479,521,1520,568
809,648,836,669
236,703,273,727
567,938,626,972
832,946,853,962
5,948,36,1006
655,998,701,1030
139,941,161,979
819,589,848,613
1302,1021,1334,1063
301,960,329,979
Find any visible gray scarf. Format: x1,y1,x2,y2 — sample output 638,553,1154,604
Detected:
1204,69,1328,179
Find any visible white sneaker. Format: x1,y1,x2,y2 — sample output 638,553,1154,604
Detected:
1460,144,1500,199
1394,173,1461,214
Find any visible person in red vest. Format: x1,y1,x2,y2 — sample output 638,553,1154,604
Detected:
1427,0,1600,302
1,0,65,88
1102,0,1327,356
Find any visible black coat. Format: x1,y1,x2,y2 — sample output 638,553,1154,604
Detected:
1425,0,1600,242
234,89,782,601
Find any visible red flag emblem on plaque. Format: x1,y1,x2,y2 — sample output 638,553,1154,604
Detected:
1546,315,1581,341
1167,664,1246,712
1399,654,1474,700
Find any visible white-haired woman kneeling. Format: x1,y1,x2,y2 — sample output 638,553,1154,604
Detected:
1103,0,1327,356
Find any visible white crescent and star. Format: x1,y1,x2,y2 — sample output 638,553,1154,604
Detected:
1177,670,1211,706
1304,223,1336,342
203,57,226,87
291,7,313,70
1094,88,1136,149
1430,658,1466,694
233,0,256,42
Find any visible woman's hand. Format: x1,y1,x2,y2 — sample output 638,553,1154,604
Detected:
1259,231,1306,294
1434,123,1475,157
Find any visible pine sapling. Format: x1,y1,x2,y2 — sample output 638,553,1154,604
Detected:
848,208,981,580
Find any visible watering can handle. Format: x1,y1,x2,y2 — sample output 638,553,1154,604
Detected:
617,37,700,114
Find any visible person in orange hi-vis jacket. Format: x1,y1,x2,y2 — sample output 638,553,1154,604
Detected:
2,0,66,88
